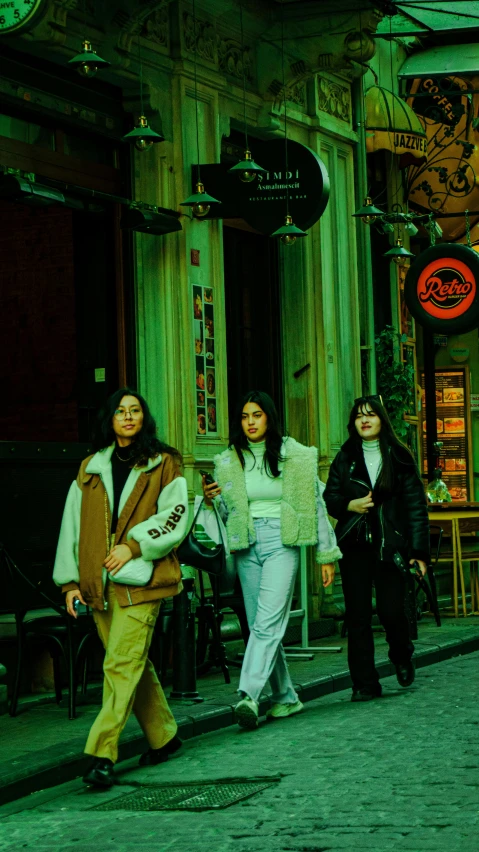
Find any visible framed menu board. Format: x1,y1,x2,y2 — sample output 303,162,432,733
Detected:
193,284,218,436
420,366,473,501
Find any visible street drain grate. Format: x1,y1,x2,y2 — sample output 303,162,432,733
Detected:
90,778,279,812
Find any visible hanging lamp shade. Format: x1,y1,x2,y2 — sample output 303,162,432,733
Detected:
365,85,427,166
123,116,164,151
384,238,414,266
0,174,65,207
271,214,308,245
228,149,267,184
180,181,220,218
68,40,110,78
352,196,384,224
120,208,181,235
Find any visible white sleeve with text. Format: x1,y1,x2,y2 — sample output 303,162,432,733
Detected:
127,476,189,561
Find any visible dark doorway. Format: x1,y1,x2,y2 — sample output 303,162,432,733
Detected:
0,200,121,443
72,207,121,441
223,225,283,425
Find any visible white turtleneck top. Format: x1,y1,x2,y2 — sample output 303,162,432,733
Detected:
362,438,382,487
244,440,283,518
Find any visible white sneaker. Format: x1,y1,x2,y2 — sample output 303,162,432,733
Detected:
266,699,304,719
235,696,259,729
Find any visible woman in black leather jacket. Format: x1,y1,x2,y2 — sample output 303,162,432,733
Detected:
324,396,429,702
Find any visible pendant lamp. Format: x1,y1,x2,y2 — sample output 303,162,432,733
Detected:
123,39,164,151
271,2,307,244
352,196,383,225
123,115,164,151
272,214,307,246
67,1,109,78
180,0,219,217
383,238,414,266
228,3,266,184
68,39,110,78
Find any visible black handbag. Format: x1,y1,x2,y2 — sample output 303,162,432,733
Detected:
177,500,226,576
392,550,418,641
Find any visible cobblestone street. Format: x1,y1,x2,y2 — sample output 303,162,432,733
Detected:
0,651,478,852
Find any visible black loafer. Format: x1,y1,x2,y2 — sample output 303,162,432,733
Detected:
83,757,115,788
396,660,415,687
139,735,183,766
351,687,382,703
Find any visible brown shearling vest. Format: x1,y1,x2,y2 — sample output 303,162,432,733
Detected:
76,453,182,610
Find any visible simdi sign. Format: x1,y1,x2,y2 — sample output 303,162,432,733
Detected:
195,140,330,234
405,243,479,334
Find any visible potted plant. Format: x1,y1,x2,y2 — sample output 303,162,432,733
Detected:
375,325,415,441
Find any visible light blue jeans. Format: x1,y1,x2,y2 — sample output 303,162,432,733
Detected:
236,518,300,705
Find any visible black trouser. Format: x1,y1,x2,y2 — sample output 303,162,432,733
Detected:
340,545,414,693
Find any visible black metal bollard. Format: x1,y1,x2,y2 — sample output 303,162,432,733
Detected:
170,575,204,702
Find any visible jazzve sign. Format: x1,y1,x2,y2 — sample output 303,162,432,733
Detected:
405,243,479,334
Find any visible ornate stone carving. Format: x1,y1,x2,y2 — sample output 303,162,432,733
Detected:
260,4,384,103
113,2,173,57
317,76,351,123
181,14,253,81
183,12,216,64
288,83,306,107
143,8,169,49
269,83,306,114
218,39,252,81
19,0,79,46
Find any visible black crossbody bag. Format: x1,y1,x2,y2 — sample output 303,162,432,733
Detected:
177,500,226,577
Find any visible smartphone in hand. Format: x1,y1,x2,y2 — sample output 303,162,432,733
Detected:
200,469,215,485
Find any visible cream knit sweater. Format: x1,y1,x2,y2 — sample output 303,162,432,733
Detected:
244,440,283,519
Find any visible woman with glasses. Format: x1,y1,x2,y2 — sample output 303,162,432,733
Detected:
324,396,429,702
202,390,341,730
54,388,188,787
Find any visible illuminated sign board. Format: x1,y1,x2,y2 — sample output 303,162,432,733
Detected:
405,244,479,333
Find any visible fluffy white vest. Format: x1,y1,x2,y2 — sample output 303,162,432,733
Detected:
214,437,318,551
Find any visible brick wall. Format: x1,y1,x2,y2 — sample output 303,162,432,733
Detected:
0,201,79,441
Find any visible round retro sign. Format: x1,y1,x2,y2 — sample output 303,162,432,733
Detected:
404,243,479,334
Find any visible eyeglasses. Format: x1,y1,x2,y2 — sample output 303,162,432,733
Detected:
354,394,383,406
114,407,142,420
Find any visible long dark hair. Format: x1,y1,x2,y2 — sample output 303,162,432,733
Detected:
229,390,284,478
92,387,181,467
347,396,414,496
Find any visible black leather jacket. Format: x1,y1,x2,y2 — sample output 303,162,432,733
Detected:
324,438,430,564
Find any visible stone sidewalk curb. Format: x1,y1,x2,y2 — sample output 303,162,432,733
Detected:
2,631,479,808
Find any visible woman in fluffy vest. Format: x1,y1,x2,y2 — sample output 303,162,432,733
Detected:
53,389,188,788
202,390,341,730
324,396,429,703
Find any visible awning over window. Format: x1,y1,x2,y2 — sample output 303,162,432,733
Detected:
365,85,427,166
399,43,479,79
375,2,479,39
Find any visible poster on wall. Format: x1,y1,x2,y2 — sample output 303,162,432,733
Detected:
420,367,472,501
193,285,217,436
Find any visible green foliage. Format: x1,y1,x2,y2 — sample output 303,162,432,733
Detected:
375,325,415,441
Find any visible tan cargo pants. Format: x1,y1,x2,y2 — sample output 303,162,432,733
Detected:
85,581,177,763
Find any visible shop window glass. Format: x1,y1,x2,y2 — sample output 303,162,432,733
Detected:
0,113,54,149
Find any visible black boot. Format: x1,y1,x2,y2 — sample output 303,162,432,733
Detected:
351,687,382,703
83,757,115,788
139,735,183,766
396,660,415,687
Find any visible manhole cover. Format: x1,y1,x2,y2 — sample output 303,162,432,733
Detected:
90,778,279,811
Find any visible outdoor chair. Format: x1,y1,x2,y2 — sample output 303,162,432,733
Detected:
150,599,175,685
195,570,249,686
0,541,97,720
